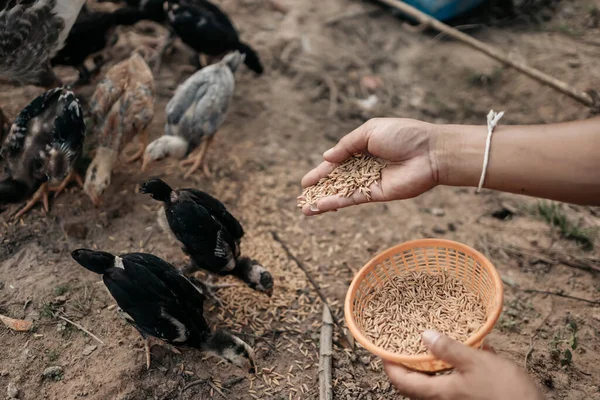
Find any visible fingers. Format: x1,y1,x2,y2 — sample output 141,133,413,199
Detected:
383,361,439,400
301,161,337,188
301,120,376,188
322,122,371,163
300,192,362,216
422,330,479,371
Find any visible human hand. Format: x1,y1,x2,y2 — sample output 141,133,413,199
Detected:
300,118,441,215
384,330,544,400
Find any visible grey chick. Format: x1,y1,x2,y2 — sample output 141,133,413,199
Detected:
142,51,245,178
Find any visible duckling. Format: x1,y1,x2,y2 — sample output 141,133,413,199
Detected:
71,249,256,371
84,48,155,206
142,51,243,178
51,7,147,85
139,178,274,298
0,0,87,87
0,88,85,219
166,0,264,74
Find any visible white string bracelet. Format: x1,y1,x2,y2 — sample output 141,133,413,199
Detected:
476,109,505,193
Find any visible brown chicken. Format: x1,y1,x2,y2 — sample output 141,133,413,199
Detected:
84,47,155,206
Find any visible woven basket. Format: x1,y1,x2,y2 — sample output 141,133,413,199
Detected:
345,239,504,372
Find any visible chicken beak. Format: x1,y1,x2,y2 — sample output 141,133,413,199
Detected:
264,288,273,298
89,194,102,208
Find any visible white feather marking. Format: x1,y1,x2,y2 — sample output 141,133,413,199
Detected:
68,100,80,117
51,0,87,54
161,309,188,342
214,230,234,271
114,256,125,269
248,265,263,285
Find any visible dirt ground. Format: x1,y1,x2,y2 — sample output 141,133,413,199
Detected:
1,0,600,399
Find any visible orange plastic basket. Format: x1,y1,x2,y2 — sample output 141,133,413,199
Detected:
345,239,504,372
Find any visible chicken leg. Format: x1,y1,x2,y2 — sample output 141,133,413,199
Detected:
142,334,181,370
13,183,49,220
125,128,149,164
180,136,214,178
49,169,84,198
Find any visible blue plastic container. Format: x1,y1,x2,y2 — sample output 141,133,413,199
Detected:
400,0,487,21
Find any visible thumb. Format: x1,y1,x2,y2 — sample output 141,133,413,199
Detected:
422,330,480,370
323,122,371,163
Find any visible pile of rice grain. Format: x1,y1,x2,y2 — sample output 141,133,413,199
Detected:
298,154,385,207
360,271,487,355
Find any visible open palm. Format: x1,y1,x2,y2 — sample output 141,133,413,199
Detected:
300,118,440,215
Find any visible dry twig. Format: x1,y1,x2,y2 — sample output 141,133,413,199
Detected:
270,231,354,348
491,243,600,274
372,0,596,108
523,289,600,305
319,305,333,400
56,314,105,345
524,299,554,369
222,376,245,388
182,378,208,392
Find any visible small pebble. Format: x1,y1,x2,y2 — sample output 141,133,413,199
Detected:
42,366,63,379
431,208,445,217
359,356,371,366
432,225,446,234
82,345,97,356
54,295,69,303
7,382,19,399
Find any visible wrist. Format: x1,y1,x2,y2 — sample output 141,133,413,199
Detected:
433,124,487,188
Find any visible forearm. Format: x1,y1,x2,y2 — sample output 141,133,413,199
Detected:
435,117,600,206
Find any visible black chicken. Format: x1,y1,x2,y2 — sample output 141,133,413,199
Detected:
166,0,264,74
51,7,147,85
139,178,274,300
0,88,85,219
71,249,256,371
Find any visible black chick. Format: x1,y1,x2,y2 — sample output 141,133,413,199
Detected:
166,0,264,74
71,249,256,371
0,88,85,219
51,7,147,85
139,178,274,297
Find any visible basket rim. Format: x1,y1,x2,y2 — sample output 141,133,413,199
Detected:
344,238,504,365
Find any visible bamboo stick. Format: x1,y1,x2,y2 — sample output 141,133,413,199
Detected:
319,305,334,400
